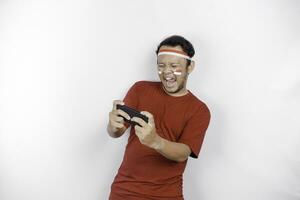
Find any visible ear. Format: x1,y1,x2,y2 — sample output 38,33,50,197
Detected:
187,61,195,74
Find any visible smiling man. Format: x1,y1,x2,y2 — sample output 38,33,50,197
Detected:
107,35,211,200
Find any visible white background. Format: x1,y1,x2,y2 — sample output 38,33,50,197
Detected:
0,0,299,200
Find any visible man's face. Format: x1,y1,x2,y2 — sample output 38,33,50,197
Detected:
157,45,190,95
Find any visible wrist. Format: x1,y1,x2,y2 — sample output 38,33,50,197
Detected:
152,135,164,150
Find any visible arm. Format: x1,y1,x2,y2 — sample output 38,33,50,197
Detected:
131,112,192,162
153,135,191,162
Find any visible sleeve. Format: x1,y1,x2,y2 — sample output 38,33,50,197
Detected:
178,105,211,159
122,82,140,128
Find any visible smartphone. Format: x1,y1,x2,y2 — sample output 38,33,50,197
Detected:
116,104,149,126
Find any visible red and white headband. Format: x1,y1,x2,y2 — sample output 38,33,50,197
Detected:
157,48,193,61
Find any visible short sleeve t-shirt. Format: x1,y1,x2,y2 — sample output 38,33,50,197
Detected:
109,81,211,200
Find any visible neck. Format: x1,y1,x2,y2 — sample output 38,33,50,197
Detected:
162,85,188,97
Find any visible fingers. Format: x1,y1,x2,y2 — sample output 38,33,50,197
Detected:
112,100,131,120
109,111,124,125
110,120,125,129
134,125,143,136
141,111,154,127
110,112,124,122
141,111,153,119
113,109,130,120
109,100,129,130
134,125,147,144
131,117,148,127
113,100,124,110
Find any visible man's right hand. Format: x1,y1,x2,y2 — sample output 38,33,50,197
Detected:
108,100,131,135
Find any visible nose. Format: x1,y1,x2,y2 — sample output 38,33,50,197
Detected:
162,65,174,74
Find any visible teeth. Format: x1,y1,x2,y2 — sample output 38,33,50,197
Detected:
165,77,174,81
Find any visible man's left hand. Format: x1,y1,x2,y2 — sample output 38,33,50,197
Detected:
131,111,163,150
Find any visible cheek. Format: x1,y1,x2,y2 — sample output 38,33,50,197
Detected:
173,69,182,76
158,73,163,79
177,74,188,84
174,69,188,79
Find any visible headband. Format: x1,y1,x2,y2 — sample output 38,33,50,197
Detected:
157,48,193,61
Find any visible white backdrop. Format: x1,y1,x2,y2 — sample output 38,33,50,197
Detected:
0,0,299,200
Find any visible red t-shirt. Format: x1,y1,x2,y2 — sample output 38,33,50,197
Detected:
109,81,211,200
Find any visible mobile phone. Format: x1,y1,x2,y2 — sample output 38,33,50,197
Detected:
116,104,149,126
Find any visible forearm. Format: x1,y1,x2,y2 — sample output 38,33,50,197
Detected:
107,123,127,138
154,135,191,162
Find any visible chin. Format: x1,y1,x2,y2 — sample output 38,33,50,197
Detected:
163,85,178,93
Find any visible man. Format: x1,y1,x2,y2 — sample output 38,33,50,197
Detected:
107,35,211,200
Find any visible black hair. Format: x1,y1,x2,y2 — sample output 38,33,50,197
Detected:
156,35,195,66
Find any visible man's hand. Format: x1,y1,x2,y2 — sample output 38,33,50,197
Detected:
131,111,163,150
107,100,130,137
132,111,191,162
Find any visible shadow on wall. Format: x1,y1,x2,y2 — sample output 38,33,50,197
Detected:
184,101,227,199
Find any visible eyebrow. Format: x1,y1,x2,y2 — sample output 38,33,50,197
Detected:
157,62,180,65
